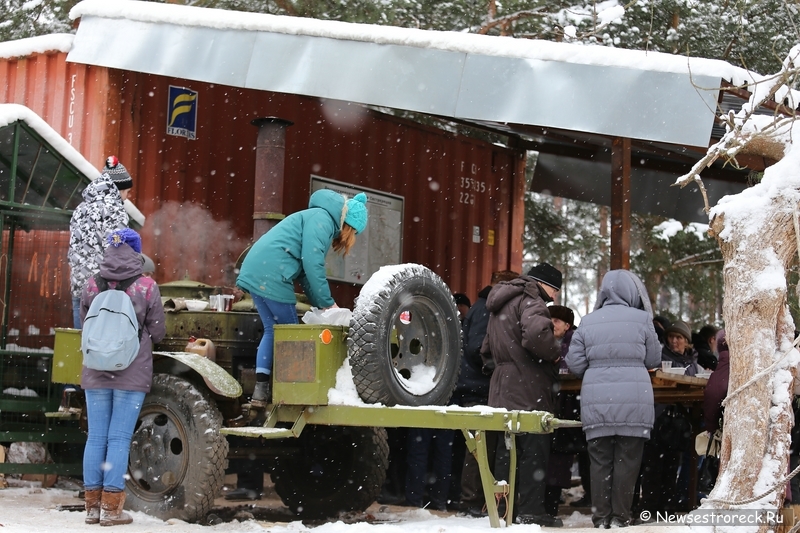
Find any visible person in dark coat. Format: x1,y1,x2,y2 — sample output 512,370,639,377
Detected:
80,229,166,526
545,305,580,518
452,270,518,515
482,263,563,527
566,270,662,528
653,316,671,346
703,329,729,434
693,325,719,371
640,320,699,513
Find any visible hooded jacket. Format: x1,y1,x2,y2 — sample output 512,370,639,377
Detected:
68,173,129,297
236,189,345,308
565,270,662,440
482,276,561,412
80,243,166,393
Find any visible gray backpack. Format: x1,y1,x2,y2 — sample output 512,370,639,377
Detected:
81,274,142,371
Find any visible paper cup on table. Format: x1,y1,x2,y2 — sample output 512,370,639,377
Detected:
661,361,673,371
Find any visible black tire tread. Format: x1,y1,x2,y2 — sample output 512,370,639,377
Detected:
349,264,461,406
125,373,228,522
272,426,389,519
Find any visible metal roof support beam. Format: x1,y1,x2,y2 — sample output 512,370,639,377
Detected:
611,137,631,270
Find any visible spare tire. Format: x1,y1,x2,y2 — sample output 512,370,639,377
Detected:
348,263,461,406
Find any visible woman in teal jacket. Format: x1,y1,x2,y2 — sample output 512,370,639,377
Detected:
237,188,368,406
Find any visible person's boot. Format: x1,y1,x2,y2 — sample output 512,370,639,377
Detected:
84,488,102,524
100,490,133,526
251,380,271,408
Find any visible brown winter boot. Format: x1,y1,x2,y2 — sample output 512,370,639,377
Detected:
100,490,133,526
84,488,102,524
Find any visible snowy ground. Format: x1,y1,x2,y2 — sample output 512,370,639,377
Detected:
0,480,700,533
0,480,607,533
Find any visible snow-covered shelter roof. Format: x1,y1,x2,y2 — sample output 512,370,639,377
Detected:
52,0,768,223
66,0,751,149
0,104,144,227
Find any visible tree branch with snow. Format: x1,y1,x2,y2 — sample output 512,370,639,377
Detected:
678,45,800,527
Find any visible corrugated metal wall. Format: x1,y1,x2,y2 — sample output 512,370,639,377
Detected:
1,52,526,307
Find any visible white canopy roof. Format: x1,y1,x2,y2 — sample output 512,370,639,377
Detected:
65,0,753,149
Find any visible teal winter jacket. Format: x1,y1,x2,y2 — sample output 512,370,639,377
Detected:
236,189,345,308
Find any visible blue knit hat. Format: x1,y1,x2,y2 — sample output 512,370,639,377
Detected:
108,228,142,253
344,193,368,234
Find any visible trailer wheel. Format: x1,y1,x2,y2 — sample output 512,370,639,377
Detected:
272,425,388,518
125,374,228,522
349,264,461,406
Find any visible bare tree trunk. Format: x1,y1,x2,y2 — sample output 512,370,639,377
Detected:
704,206,797,531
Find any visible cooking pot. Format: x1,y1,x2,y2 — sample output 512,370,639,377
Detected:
159,278,217,301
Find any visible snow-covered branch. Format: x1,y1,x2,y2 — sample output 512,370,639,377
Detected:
674,45,800,215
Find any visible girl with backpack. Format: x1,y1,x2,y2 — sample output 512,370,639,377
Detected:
80,228,166,526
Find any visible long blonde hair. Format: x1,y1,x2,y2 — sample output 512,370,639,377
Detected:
332,223,357,255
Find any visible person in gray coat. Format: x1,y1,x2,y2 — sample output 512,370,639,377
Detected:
565,270,661,528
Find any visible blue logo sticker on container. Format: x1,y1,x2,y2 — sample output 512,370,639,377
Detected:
167,86,198,140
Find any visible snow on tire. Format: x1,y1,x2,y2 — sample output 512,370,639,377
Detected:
348,263,461,406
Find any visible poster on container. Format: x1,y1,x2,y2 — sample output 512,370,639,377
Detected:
311,176,403,285
166,86,198,140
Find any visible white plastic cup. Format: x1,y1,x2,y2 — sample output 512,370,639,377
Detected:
661,361,673,371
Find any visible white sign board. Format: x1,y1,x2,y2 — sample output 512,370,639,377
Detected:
310,176,403,285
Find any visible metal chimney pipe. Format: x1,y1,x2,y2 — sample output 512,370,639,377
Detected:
251,117,293,240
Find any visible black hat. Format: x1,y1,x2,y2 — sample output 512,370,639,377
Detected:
548,305,574,327
103,155,133,191
527,263,562,290
453,293,471,308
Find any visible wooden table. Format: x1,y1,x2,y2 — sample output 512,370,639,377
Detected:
558,369,709,509
559,369,708,402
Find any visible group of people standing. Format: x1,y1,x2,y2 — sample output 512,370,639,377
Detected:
436,265,720,528
68,164,721,529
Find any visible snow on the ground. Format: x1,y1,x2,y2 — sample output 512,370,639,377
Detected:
0,487,701,533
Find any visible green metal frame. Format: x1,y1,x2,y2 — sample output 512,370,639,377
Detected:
222,403,581,528
0,119,90,477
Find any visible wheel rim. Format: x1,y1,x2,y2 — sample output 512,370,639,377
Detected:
128,404,189,500
389,293,450,395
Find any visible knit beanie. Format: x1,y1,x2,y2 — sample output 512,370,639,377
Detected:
103,155,133,191
548,305,574,327
108,228,141,253
527,263,562,290
344,192,368,234
666,320,692,343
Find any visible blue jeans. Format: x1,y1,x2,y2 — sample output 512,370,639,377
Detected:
83,388,146,491
252,294,297,375
72,296,82,329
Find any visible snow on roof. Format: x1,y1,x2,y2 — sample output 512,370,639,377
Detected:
0,34,74,60
68,0,749,85
65,0,752,147
0,103,99,179
0,104,145,226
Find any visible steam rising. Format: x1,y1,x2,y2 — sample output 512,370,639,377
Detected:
139,201,248,287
